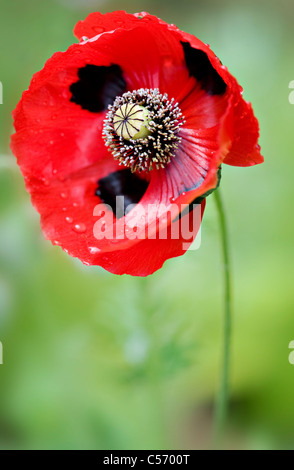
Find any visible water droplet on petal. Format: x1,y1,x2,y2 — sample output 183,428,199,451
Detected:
163,55,173,67
60,192,68,199
73,223,86,233
65,217,73,224
94,26,104,33
89,247,101,254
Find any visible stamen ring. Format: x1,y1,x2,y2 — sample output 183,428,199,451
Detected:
102,88,185,173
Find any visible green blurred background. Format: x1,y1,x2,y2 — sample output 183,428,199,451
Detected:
0,0,293,450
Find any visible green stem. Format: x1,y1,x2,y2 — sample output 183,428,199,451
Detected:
213,188,232,449
138,278,167,448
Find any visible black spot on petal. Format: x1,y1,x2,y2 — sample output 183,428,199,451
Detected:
70,64,127,112
96,169,149,219
181,42,227,95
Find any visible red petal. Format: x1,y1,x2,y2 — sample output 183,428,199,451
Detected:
24,156,120,255
164,24,263,167
105,126,222,255
177,78,229,137
80,200,205,277
74,11,141,40
23,160,205,276
158,126,225,200
11,43,113,184
75,15,189,99
74,11,263,167
222,94,264,166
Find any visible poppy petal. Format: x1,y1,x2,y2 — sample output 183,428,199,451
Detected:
11,43,121,183
181,41,227,96
80,200,205,277
222,94,264,166
178,80,229,132
76,15,189,98
74,10,142,40
70,63,127,113
164,25,263,167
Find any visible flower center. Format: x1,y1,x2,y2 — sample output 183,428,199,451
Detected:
112,103,151,141
102,88,185,172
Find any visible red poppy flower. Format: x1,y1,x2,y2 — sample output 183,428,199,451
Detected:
11,11,263,276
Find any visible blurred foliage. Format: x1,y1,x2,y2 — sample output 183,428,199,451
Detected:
0,0,294,450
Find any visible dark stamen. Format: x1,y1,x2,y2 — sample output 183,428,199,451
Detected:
103,88,185,172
